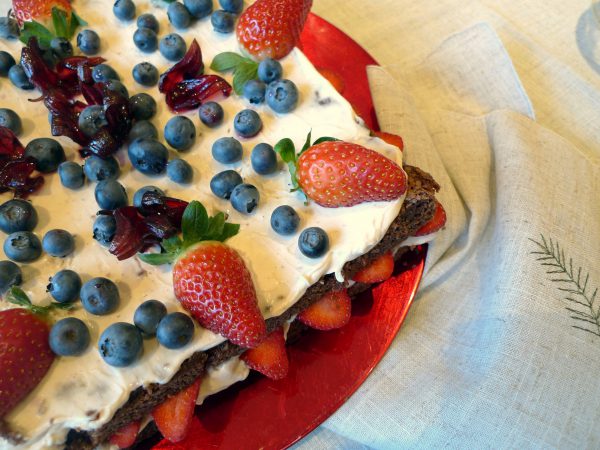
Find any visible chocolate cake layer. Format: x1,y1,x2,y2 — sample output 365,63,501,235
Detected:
59,164,439,449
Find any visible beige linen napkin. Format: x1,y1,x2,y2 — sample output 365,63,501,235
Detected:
295,22,600,449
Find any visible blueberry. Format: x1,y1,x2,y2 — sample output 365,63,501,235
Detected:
198,101,224,128
212,137,243,164
137,14,159,33
113,0,136,21
234,109,262,138
128,138,168,175
0,108,22,135
78,105,108,137
47,269,82,303
24,138,65,173
211,10,235,33
184,0,213,18
0,51,16,76
8,64,33,90
98,322,143,367
257,58,282,84
95,180,128,210
0,199,38,233
0,17,19,40
129,93,157,120
132,62,159,86
92,64,120,83
50,37,73,59
81,277,120,315
77,30,101,55
243,79,266,104
218,0,243,14
210,170,242,199
83,155,120,182
167,158,193,184
133,27,158,53
105,79,129,98
271,206,300,235
266,79,299,113
93,215,117,246
3,231,42,263
298,227,329,258
129,120,158,141
133,185,165,208
156,312,195,349
49,318,90,356
230,183,259,214
164,116,196,151
160,33,187,61
42,229,75,257
168,2,193,29
251,143,277,175
0,260,22,294
58,162,85,189
134,299,167,337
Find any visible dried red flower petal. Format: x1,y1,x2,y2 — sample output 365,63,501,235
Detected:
0,127,44,198
158,39,203,94
165,75,232,113
139,192,189,228
0,127,25,159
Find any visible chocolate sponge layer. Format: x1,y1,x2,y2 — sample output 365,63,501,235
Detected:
57,165,438,449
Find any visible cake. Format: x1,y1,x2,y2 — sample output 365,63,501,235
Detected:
0,0,444,449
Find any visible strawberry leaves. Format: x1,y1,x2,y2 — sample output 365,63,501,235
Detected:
6,286,74,316
211,52,258,95
139,201,240,266
19,7,87,48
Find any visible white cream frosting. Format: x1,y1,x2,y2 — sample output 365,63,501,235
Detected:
0,1,404,448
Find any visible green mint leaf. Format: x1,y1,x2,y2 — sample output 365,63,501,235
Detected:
19,21,54,48
138,252,176,266
210,52,247,72
220,223,240,242
68,11,87,39
206,212,226,240
274,138,297,164
52,7,69,38
233,61,258,95
162,235,182,253
312,136,339,146
182,200,209,246
301,130,312,153
6,286,32,307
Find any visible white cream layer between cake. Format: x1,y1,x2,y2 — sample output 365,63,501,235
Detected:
0,1,405,448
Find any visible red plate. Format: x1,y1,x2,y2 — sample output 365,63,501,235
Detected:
152,13,427,450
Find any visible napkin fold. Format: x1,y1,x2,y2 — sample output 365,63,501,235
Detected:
296,22,600,449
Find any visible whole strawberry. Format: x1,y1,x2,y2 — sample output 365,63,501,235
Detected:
0,308,54,418
276,135,407,208
12,0,71,26
140,201,267,349
236,0,313,61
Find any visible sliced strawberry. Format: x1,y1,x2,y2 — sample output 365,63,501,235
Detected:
12,0,71,25
414,200,447,236
241,328,289,380
317,67,345,93
109,420,141,449
297,289,351,331
152,378,202,444
372,131,404,152
0,308,54,419
353,253,395,284
236,0,313,61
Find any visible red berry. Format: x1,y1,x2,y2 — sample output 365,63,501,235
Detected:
0,308,54,419
152,378,201,443
372,131,404,151
236,0,313,61
297,141,407,208
109,420,141,449
353,252,395,284
241,328,289,380
414,200,447,236
173,242,267,348
12,0,71,25
297,289,351,331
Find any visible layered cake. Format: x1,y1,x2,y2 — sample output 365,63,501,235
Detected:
0,0,444,448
